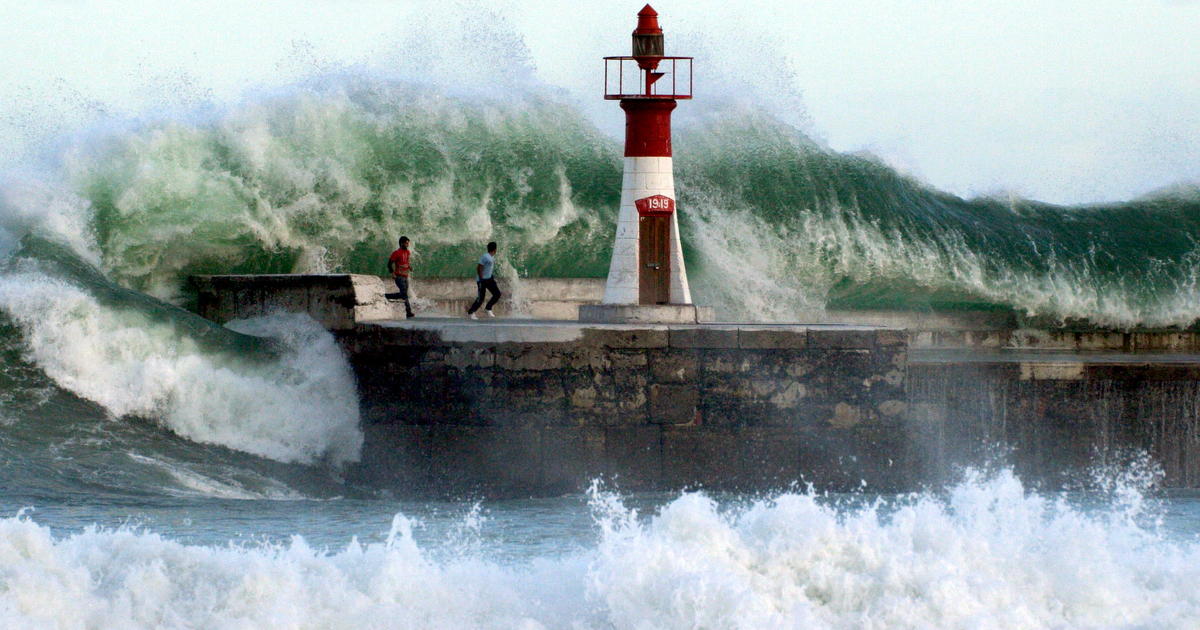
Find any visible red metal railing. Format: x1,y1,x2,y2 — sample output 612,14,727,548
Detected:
603,56,693,100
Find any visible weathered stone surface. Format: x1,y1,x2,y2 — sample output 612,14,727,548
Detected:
582,328,669,348
738,328,808,350
541,426,605,493
661,428,741,488
605,425,662,489
445,346,495,369
808,329,877,349
670,327,739,349
1132,332,1196,352
1020,362,1085,381
649,350,698,383
198,274,1200,495
579,304,709,324
495,344,567,370
425,425,543,496
609,349,649,368
1074,332,1127,351
649,384,699,425
700,350,753,374
875,329,907,347
878,400,907,416
739,427,804,488
355,424,431,488
828,402,864,429
193,280,914,495
770,382,808,408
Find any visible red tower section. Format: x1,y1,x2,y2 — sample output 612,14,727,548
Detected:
604,4,693,159
596,5,697,309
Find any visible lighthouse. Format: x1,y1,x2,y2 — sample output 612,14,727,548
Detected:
582,4,707,324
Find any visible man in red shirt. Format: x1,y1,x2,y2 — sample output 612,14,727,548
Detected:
387,236,415,318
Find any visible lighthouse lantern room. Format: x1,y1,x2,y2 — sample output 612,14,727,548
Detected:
585,4,704,324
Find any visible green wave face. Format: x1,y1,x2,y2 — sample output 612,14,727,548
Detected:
49,80,1200,327
674,114,1200,325
69,82,622,302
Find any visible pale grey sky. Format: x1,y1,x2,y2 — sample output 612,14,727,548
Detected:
1,0,1197,204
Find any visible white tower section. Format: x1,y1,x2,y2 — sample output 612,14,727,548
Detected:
602,156,691,305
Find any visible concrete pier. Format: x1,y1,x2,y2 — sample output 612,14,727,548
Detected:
189,274,1200,495
346,318,907,496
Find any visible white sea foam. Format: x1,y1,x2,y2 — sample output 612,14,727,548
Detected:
1,471,1198,629
125,453,308,501
685,188,1200,327
0,270,362,466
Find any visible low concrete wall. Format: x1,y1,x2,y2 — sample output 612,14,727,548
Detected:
344,321,909,497
190,274,401,330
414,277,604,319
823,309,1200,352
190,275,605,325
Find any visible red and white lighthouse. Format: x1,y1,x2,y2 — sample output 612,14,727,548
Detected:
597,5,696,313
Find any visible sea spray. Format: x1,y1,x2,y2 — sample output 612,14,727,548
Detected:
1,470,1199,629
674,114,1200,325
64,83,619,303
7,78,1193,326
0,268,361,465
587,470,1200,629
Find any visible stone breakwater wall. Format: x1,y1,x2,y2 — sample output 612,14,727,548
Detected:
909,353,1200,488
343,323,909,497
188,274,1200,494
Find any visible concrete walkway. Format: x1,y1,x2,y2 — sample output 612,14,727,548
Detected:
358,316,893,345
912,348,1200,365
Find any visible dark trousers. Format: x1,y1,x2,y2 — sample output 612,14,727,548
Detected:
394,276,414,315
468,277,501,313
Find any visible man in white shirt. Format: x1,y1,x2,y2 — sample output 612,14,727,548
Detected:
467,241,502,319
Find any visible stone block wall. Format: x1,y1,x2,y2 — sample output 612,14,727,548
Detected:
909,361,1200,487
345,324,910,497
191,274,399,330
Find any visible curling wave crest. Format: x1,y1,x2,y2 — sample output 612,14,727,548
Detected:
0,269,361,466
19,79,1199,326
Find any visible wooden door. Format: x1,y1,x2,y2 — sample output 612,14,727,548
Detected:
639,214,671,304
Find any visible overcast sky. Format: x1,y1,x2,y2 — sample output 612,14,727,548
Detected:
1,0,1197,205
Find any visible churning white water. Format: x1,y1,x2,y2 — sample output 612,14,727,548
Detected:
2,471,1199,630
0,269,361,466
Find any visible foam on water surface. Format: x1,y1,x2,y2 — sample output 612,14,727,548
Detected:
2,471,1199,630
0,268,362,466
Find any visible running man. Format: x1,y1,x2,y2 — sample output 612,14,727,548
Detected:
467,241,501,319
387,236,415,319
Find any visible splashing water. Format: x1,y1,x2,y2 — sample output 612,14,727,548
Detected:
4,78,1195,325
0,261,361,466
1,470,1198,629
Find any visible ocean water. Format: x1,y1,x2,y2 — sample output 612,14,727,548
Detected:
2,472,1200,629
4,9,1200,629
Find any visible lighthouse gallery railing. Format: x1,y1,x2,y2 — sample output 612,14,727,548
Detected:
603,57,693,100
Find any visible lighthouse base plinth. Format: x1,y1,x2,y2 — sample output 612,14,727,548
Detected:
579,304,713,325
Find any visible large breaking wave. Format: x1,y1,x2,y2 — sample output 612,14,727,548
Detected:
21,79,1200,326
0,234,362,474
1,19,1198,492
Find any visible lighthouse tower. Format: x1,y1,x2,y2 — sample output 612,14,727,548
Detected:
582,5,706,324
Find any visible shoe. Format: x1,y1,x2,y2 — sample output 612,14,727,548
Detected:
406,312,415,319
469,312,477,320
485,310,495,318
